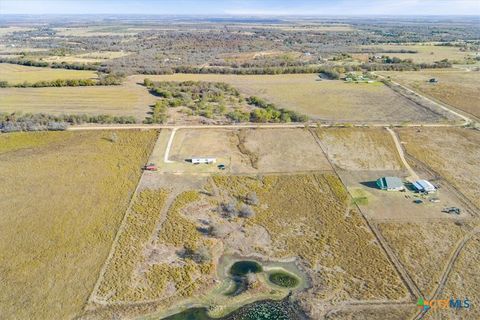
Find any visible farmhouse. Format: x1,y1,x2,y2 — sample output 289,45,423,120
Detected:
191,157,216,164
376,176,405,191
412,179,436,193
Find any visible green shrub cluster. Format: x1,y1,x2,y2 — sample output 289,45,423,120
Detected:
144,80,243,123
246,96,309,123
1,112,136,132
0,57,99,70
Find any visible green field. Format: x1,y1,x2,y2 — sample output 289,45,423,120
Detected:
0,130,157,320
131,74,441,123
0,63,98,84
0,78,155,119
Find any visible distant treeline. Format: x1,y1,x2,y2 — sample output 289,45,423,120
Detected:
361,59,452,71
0,57,100,70
119,65,348,78
0,74,125,88
0,112,136,133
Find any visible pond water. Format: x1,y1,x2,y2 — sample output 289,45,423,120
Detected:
162,298,303,320
160,258,308,320
229,260,263,276
268,271,299,288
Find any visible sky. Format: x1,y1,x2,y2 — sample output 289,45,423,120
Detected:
0,0,479,16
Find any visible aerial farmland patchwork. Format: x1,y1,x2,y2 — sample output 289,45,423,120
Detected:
0,5,479,320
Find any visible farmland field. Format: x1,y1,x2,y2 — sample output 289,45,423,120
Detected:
154,128,332,174
130,74,442,123
397,127,480,209
0,130,158,319
317,127,403,171
42,51,131,64
358,44,477,64
87,173,408,319
0,63,98,84
0,80,155,119
432,233,480,320
378,222,469,297
380,69,480,119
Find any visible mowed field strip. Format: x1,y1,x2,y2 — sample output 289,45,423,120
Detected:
0,79,156,119
0,63,98,84
130,74,443,123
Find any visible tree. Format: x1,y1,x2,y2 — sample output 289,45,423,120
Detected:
245,192,259,205
239,205,255,218
220,201,237,218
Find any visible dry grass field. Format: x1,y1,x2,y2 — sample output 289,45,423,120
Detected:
359,44,477,64
157,128,332,174
214,174,408,305
0,79,155,119
429,233,480,320
397,127,480,209
325,306,417,320
0,63,98,84
380,69,480,118
0,130,158,320
378,222,468,297
43,51,131,64
317,127,404,171
131,74,441,123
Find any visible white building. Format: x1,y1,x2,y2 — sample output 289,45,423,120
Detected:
191,158,216,164
413,180,436,193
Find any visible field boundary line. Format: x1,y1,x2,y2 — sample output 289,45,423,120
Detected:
374,73,472,125
308,128,422,301
414,227,480,320
85,133,159,307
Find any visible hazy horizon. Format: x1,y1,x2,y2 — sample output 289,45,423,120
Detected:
1,0,479,16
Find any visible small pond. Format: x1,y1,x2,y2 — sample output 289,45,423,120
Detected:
229,260,263,276
268,271,299,288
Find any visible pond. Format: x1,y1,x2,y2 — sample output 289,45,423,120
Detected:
229,260,263,276
268,271,300,288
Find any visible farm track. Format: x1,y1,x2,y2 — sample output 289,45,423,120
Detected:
414,227,480,320
67,121,465,131
386,127,419,182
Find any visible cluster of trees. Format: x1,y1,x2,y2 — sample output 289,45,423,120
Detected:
0,57,99,70
0,112,136,132
362,59,452,71
143,80,244,123
0,73,124,88
244,96,309,123
138,65,346,76
143,79,309,124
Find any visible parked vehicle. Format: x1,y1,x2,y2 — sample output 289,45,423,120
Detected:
143,163,158,171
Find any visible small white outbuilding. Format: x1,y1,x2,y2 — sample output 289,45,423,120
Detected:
191,158,216,164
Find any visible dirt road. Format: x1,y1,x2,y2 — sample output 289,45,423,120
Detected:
386,127,419,182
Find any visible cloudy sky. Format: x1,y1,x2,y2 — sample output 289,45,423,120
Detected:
1,0,479,15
